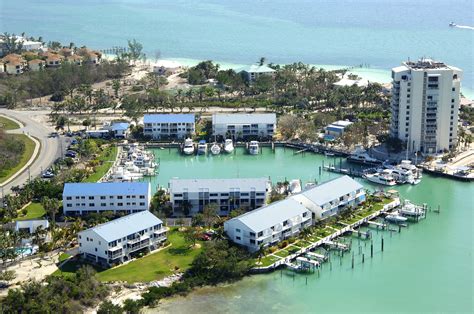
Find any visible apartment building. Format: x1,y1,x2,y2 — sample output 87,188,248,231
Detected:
390,59,462,153
143,114,195,139
212,113,276,139
62,182,151,215
292,175,366,219
78,211,167,267
224,198,312,252
169,178,271,216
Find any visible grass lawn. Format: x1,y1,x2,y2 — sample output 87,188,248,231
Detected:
15,202,46,221
0,115,21,130
96,228,202,283
273,249,290,258
285,245,300,254
0,134,36,184
256,255,281,267
82,146,118,183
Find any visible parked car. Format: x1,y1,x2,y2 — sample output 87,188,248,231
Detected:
197,234,211,241
42,170,55,178
49,132,59,138
65,150,77,158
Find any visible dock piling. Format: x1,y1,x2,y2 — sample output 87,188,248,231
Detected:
351,252,354,269
381,237,384,252
362,253,365,263
371,241,373,258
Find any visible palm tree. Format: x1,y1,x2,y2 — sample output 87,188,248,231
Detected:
41,197,61,224
257,244,267,264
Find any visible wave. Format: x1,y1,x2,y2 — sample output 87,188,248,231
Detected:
454,25,474,30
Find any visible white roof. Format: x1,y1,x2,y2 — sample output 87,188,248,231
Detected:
294,175,363,206
334,77,368,88
228,198,309,232
80,211,162,242
238,64,276,74
153,60,181,68
170,178,269,193
331,120,353,127
63,182,150,196
212,113,276,125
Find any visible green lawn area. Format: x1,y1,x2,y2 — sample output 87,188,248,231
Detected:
0,134,36,184
255,255,281,267
15,202,46,221
96,228,202,283
273,249,290,258
0,115,21,130
82,146,118,183
58,253,72,263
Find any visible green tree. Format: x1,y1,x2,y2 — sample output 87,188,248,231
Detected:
127,39,144,63
97,300,123,314
202,203,218,228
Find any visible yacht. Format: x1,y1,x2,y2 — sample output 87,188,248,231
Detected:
197,140,207,155
288,179,302,194
248,141,259,155
449,22,456,27
224,139,234,154
389,168,415,184
210,142,221,155
363,170,397,186
385,211,408,223
183,138,195,155
399,200,425,218
399,160,422,180
347,147,381,165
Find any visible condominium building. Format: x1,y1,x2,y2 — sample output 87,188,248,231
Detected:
224,198,312,252
62,182,151,215
169,178,271,216
390,59,462,153
78,211,167,267
143,114,195,139
212,113,276,139
291,175,366,219
238,64,276,81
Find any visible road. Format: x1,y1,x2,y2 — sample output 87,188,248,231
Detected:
0,109,66,196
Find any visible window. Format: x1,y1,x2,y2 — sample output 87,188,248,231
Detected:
100,196,106,200
66,196,72,200
89,196,94,200
126,195,131,199
118,202,123,206
236,236,241,240
110,196,114,199
236,228,241,233
75,196,80,199
95,248,97,252
67,204,72,207
118,196,123,199
139,202,145,206
139,195,145,199
257,231,263,237
89,203,95,207
126,202,131,206
101,203,106,207
249,239,255,244
110,203,114,206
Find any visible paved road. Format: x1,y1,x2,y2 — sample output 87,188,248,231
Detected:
0,109,66,196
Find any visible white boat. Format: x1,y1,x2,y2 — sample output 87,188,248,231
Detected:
363,170,397,186
183,138,195,155
385,211,408,223
210,143,221,155
224,139,234,154
110,167,143,182
248,141,259,155
325,151,335,157
399,200,425,217
347,147,381,165
399,160,422,180
449,22,456,27
197,140,207,155
288,179,302,194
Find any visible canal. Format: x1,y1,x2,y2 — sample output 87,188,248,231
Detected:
145,147,473,313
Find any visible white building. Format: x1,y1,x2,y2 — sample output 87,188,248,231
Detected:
15,220,49,234
239,64,276,81
78,211,167,267
62,182,151,215
169,178,271,216
291,175,366,220
143,114,195,140
224,198,312,252
108,122,130,138
390,59,462,153
212,113,276,139
325,120,353,139
152,60,181,75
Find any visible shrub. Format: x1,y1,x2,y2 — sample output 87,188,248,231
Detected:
278,241,288,249
268,246,277,253
288,237,296,244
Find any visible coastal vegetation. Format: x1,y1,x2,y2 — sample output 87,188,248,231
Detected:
0,115,20,130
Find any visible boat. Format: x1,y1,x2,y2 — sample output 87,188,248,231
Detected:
363,170,397,186
288,179,302,194
210,143,221,155
399,160,422,180
385,211,408,223
183,138,195,155
248,141,259,155
399,200,425,217
224,139,234,154
197,140,207,155
449,22,456,27
325,151,335,157
347,147,381,165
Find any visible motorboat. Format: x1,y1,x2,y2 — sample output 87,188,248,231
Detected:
449,22,456,27
183,138,195,155
224,139,234,154
197,140,207,155
210,143,221,155
399,200,425,217
288,179,302,194
385,211,408,223
399,160,422,180
248,141,259,155
389,168,414,184
325,151,335,157
347,147,381,165
363,170,397,186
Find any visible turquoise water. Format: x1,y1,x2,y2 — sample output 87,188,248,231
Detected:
144,148,473,313
1,0,473,97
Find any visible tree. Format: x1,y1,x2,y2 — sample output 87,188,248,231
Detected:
1,32,23,54
181,200,192,216
127,39,144,63
183,228,199,247
97,300,123,314
202,204,218,228
0,270,16,285
258,57,266,66
191,213,204,227
122,299,142,313
41,197,61,223
112,79,121,98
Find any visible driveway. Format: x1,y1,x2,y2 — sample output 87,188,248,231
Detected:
0,109,64,195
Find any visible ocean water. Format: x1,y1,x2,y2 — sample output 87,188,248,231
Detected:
0,0,473,97
144,148,473,313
